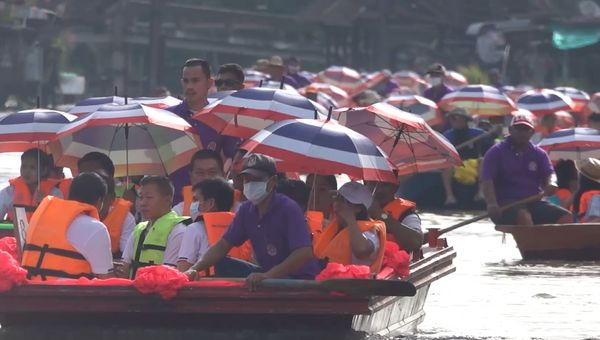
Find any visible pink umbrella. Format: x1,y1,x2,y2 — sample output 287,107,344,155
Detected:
392,71,426,90
444,70,468,89
333,102,462,174
384,95,443,127
316,66,365,96
299,82,352,107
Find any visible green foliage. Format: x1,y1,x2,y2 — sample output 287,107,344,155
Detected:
456,64,490,85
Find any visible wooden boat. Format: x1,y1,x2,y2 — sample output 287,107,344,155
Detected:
0,243,456,337
496,223,600,261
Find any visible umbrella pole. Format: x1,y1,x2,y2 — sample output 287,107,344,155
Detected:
125,124,130,189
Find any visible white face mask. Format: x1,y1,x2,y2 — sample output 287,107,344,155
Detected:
190,201,200,217
288,65,300,74
428,77,442,86
244,180,270,205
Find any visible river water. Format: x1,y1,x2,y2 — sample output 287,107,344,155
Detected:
0,154,598,340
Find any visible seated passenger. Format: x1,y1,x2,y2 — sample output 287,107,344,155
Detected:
177,178,252,272
120,176,191,278
0,148,62,220
314,182,386,272
305,174,337,239
21,172,114,281
366,180,423,252
546,159,577,209
276,178,310,211
573,158,600,223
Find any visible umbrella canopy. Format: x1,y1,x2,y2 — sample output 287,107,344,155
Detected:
259,80,299,93
392,71,425,89
0,109,77,144
502,84,533,102
51,104,201,177
538,127,600,160
300,83,352,107
208,90,236,104
444,70,469,89
316,66,365,95
516,89,575,116
439,84,515,117
554,87,590,113
243,69,271,88
240,119,397,182
384,95,443,127
586,92,600,115
130,96,182,109
68,96,127,116
333,102,462,174
554,111,576,129
193,87,328,139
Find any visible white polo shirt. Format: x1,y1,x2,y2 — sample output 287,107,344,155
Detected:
121,222,186,266
66,215,114,275
177,220,209,264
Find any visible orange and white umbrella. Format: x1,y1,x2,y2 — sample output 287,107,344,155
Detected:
439,84,515,117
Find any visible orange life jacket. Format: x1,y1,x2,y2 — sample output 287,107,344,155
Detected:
202,211,252,261
314,219,387,273
579,190,600,222
383,198,417,245
102,198,133,254
21,196,96,281
58,178,72,200
181,185,193,216
8,176,60,221
305,210,325,244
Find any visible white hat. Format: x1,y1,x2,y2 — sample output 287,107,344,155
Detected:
338,182,373,209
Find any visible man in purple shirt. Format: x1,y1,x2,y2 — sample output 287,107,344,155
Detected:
167,58,240,203
481,114,572,225
286,56,311,89
422,63,454,104
185,153,320,289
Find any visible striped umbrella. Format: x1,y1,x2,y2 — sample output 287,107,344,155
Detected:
585,92,600,115
130,96,182,109
554,111,576,129
51,104,201,177
385,95,443,127
502,85,533,102
333,102,462,174
439,84,515,117
259,80,299,94
516,89,575,116
0,109,76,144
392,71,425,89
208,90,236,104
538,128,600,160
300,83,351,107
554,87,590,113
313,92,339,109
240,119,397,182
316,66,365,95
68,96,127,116
444,70,469,89
193,87,328,139
243,69,271,88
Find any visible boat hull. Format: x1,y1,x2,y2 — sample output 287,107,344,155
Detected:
496,223,600,261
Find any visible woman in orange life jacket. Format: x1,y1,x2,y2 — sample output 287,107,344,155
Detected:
0,148,62,220
77,152,136,258
177,177,252,272
173,149,226,221
314,182,386,272
572,158,600,223
366,180,423,252
546,160,578,210
305,174,337,240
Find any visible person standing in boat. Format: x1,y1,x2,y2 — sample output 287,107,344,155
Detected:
481,114,572,225
184,154,320,289
119,176,192,279
76,152,136,258
167,58,240,204
0,148,62,221
423,63,453,104
366,181,423,252
177,177,252,273
572,158,600,223
314,182,387,273
21,172,115,281
442,108,494,208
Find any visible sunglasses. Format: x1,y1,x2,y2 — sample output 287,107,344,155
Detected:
215,78,241,87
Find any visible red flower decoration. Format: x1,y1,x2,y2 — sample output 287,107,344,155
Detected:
0,249,28,293
28,277,133,286
133,265,189,299
0,237,19,262
381,241,410,277
315,262,371,281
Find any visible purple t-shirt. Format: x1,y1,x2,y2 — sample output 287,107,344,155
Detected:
167,101,240,203
423,84,453,104
223,193,320,279
286,73,311,89
480,138,554,205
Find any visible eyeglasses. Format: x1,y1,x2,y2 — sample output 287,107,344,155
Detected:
215,78,241,87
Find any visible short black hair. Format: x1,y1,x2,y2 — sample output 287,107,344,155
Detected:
306,174,337,190
555,159,577,189
140,175,174,198
78,152,115,178
193,178,233,212
217,63,244,83
21,148,52,177
277,179,310,210
589,113,600,122
183,58,211,79
189,149,224,172
69,172,107,206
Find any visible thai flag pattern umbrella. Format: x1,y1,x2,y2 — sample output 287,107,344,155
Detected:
51,104,201,177
333,102,462,174
130,96,182,109
240,119,397,183
516,89,574,116
193,87,327,139
554,87,590,113
316,66,365,95
385,95,443,127
68,96,127,116
585,92,600,115
208,90,236,104
392,71,426,90
259,80,299,93
502,85,533,102
538,128,600,160
439,84,515,117
444,70,469,89
243,69,271,88
300,83,351,107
